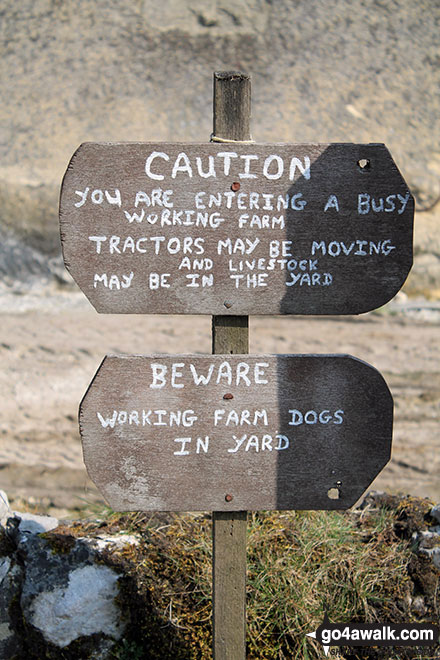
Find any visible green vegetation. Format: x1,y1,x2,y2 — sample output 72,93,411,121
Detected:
60,495,439,659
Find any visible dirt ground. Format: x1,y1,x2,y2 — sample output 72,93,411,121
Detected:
0,290,439,518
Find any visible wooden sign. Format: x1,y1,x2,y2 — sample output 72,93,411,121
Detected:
80,354,393,511
60,142,413,315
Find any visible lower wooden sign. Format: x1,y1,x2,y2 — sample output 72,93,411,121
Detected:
80,355,393,511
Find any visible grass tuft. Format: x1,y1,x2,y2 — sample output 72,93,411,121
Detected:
56,496,439,659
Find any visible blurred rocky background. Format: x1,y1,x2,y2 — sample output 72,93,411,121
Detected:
0,0,439,296
0,1,439,519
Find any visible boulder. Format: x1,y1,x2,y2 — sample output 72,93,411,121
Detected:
0,514,131,658
0,492,10,524
0,555,24,658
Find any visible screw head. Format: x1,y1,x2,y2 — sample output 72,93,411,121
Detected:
223,393,234,400
231,182,240,192
225,494,233,502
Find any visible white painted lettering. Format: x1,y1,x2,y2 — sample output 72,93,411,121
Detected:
358,193,370,214
171,363,185,389
288,409,345,425
195,191,205,209
109,235,121,254
145,152,169,180
124,208,145,223
236,362,251,386
174,437,191,456
245,435,259,451
324,194,339,212
196,437,210,453
261,435,273,451
91,189,104,204
150,363,167,389
121,272,134,288
216,361,233,386
190,363,215,385
263,155,284,180
289,156,311,180
93,273,108,288
108,274,120,290
149,273,170,289
216,152,238,176
254,363,269,384
196,156,216,178
89,236,107,254
291,193,307,210
275,434,289,450
397,191,410,214
97,410,117,428
104,189,121,206
239,154,258,179
228,434,247,453
75,187,89,207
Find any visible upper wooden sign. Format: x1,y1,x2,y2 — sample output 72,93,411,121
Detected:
60,142,413,315
80,354,393,511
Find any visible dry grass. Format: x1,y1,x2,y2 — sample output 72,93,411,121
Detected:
84,496,440,659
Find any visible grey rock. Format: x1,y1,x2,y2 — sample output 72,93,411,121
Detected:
0,557,11,584
28,563,124,647
418,546,440,570
17,532,126,652
0,228,54,290
0,555,24,658
82,533,140,552
413,526,440,570
0,492,11,526
431,504,440,524
18,533,96,602
0,229,74,292
0,519,131,654
1,507,59,537
416,530,440,547
411,595,427,616
12,511,59,536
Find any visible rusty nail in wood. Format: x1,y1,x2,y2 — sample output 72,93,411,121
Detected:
231,182,240,191
225,494,233,502
223,393,234,400
224,301,233,308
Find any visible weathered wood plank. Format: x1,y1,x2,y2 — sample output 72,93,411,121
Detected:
79,354,393,512
212,510,247,659
213,71,252,142
59,142,414,315
212,70,249,660
212,313,249,353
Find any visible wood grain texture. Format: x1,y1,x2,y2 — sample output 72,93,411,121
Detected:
212,69,249,660
59,142,414,315
213,71,251,142
79,354,393,512
212,510,247,660
212,316,249,353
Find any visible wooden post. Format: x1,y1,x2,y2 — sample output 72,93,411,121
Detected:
212,71,250,660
